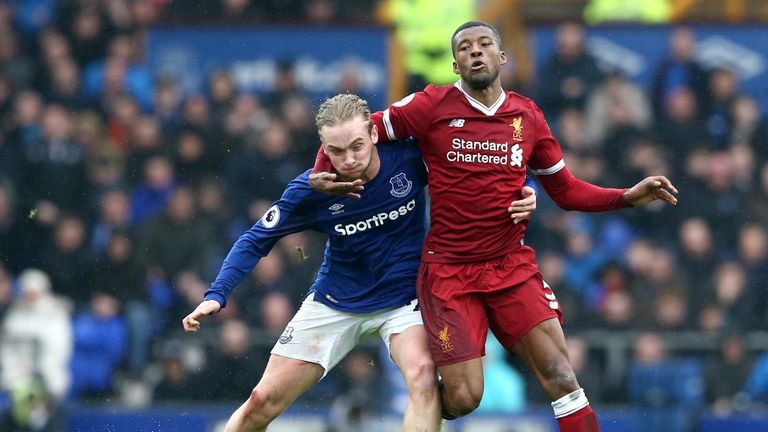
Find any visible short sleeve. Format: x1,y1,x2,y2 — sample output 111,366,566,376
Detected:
372,85,438,143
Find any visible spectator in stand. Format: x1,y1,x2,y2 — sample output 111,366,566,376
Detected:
140,186,209,286
124,114,166,184
152,340,206,401
200,319,267,401
90,230,153,373
706,334,752,413
584,71,652,147
207,70,235,125
19,104,90,217
0,28,36,90
584,262,630,321
280,94,317,165
196,177,236,269
657,87,709,165
710,261,751,330
737,223,768,329
40,215,92,304
153,77,183,131
91,188,132,257
106,93,142,153
262,59,303,113
629,332,703,431
566,336,608,403
256,290,293,339
703,67,740,149
130,155,176,224
328,348,388,432
683,150,748,246
173,128,220,183
730,95,767,161
1,269,72,429
537,21,603,116
650,27,709,120
652,290,690,331
82,32,153,111
227,120,304,204
69,292,127,399
677,217,717,306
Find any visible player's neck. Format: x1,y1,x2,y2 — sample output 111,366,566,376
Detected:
461,80,503,107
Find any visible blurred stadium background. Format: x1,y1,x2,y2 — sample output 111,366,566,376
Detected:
1,0,768,431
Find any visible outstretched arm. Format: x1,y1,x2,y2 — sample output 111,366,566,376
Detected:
536,166,677,211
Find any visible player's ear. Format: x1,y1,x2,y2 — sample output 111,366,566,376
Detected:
452,61,459,75
499,50,508,66
370,123,378,143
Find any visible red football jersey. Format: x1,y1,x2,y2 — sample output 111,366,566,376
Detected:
371,82,565,263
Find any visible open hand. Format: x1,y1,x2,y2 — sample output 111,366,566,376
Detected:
508,185,537,224
623,176,678,206
182,300,222,332
309,172,364,199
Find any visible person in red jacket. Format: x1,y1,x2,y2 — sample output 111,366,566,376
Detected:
310,21,678,432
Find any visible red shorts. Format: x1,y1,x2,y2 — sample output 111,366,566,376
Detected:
416,246,564,367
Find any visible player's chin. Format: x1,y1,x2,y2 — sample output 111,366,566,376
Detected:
465,73,495,90
339,168,362,179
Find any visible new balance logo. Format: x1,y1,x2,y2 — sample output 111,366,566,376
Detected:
448,119,465,128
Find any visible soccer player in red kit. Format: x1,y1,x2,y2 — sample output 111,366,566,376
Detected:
311,21,678,432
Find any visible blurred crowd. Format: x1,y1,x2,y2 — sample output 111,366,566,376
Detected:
0,0,767,430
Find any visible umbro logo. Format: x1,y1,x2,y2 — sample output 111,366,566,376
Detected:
329,203,345,215
448,118,465,128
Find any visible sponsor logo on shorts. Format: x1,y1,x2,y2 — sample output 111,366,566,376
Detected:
439,325,454,353
279,326,294,344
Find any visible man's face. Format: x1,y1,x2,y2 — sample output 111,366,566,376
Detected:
452,26,507,91
320,116,377,180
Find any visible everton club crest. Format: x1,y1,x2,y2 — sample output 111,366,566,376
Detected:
389,173,412,198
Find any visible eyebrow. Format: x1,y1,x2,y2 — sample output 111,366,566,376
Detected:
457,35,494,47
326,137,364,151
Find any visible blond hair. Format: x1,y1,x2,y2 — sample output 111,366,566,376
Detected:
315,93,371,141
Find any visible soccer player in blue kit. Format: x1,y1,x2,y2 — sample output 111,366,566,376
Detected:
182,93,539,432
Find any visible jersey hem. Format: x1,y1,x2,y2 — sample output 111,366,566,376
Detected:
421,235,526,263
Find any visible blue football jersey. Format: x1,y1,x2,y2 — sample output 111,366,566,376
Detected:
204,141,428,313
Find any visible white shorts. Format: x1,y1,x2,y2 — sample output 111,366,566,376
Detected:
271,293,423,376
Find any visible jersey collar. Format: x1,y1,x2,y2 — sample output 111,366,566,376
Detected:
455,81,506,116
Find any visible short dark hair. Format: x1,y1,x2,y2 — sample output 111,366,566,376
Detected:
451,21,502,59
